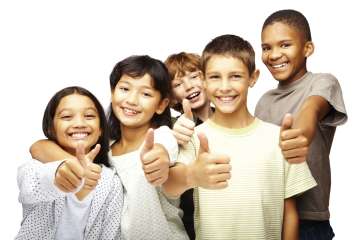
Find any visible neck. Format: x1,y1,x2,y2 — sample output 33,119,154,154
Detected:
112,123,150,155
279,66,308,87
193,101,212,122
211,106,254,129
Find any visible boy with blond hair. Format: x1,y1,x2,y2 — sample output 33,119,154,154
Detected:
256,9,347,239
163,34,316,240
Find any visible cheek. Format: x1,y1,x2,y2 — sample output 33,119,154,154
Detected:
261,53,267,63
172,88,185,100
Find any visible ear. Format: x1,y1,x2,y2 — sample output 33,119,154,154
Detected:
249,69,260,88
169,98,178,108
155,98,170,115
304,41,314,58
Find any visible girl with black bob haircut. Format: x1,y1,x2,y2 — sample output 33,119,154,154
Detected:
43,86,110,167
107,55,172,142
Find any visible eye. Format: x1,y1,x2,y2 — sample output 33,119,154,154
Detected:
142,91,153,97
172,82,182,88
261,45,270,51
231,74,242,80
118,86,129,92
208,75,220,80
280,43,291,48
60,115,72,120
84,114,96,120
190,73,200,79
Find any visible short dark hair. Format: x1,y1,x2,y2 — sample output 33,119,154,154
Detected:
42,86,110,167
202,34,256,74
262,9,312,41
108,55,172,141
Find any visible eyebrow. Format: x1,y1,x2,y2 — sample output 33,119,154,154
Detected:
56,107,98,115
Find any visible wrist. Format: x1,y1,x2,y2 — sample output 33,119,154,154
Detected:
186,162,197,189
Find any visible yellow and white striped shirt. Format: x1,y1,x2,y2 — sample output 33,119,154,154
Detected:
178,118,316,240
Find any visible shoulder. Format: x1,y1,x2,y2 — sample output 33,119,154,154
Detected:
153,125,176,143
154,125,172,134
258,88,278,102
255,88,278,114
194,121,207,131
257,119,280,132
308,72,340,87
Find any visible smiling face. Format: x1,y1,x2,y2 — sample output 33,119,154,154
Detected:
171,70,208,110
261,21,314,85
205,55,257,119
53,94,101,155
111,74,169,130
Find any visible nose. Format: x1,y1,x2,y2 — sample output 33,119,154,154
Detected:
219,78,231,93
183,78,193,91
126,90,138,105
73,115,86,127
269,47,282,61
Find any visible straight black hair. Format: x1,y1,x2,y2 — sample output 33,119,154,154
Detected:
108,55,172,141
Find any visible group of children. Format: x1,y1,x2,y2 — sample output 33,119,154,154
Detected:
16,9,347,240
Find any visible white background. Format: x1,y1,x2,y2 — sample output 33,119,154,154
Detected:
1,0,359,238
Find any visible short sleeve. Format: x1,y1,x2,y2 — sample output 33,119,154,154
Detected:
154,126,179,166
283,151,317,199
308,74,347,126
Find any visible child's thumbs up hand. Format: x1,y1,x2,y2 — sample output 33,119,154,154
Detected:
141,128,170,186
79,143,102,191
54,143,86,193
173,99,196,146
187,132,231,189
280,113,308,163
183,98,194,120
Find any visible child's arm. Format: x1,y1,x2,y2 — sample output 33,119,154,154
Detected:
294,96,331,141
98,173,123,239
280,96,331,163
282,198,299,240
18,160,67,204
30,139,74,163
162,132,231,198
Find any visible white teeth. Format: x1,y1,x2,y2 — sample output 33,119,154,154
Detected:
272,63,287,69
187,92,200,99
219,96,235,102
123,108,138,115
71,132,88,139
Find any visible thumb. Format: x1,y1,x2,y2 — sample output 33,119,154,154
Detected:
141,128,154,156
197,132,210,155
182,98,193,121
86,144,101,163
76,141,88,168
281,113,293,132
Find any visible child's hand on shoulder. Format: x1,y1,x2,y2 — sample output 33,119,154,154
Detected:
140,128,170,186
279,113,309,163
